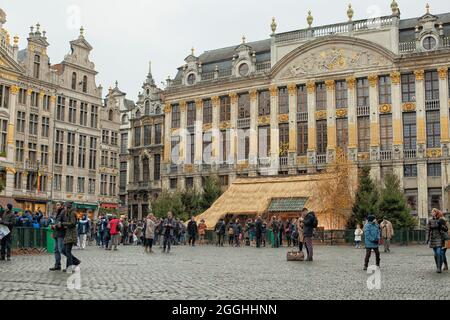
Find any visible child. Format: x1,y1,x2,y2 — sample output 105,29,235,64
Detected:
354,224,363,249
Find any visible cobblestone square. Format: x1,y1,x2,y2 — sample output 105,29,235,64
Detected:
0,244,449,300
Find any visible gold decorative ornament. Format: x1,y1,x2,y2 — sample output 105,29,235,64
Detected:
269,86,278,97
184,164,194,173
379,104,392,114
336,108,348,118
347,4,354,21
26,89,33,96
346,77,356,90
195,99,203,110
164,104,171,113
307,10,313,28
368,74,378,87
203,123,212,131
391,0,399,15
10,85,19,95
237,161,249,170
414,70,424,81
258,116,270,125
390,71,401,85
278,114,289,123
229,93,238,104
306,81,315,94
288,83,297,96
426,148,442,158
211,96,220,106
438,67,448,80
297,156,307,165
179,101,187,112
358,153,370,161
5,167,16,174
250,90,258,101
325,80,335,91
271,17,277,35
402,102,416,112
315,110,327,120
50,96,56,103
39,91,45,97
220,121,231,130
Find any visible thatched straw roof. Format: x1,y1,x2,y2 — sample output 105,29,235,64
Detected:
196,174,347,230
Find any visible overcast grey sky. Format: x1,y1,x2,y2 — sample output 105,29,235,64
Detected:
2,0,449,100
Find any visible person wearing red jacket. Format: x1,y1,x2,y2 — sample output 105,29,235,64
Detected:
107,215,121,251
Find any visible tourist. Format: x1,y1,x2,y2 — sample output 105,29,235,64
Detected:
61,202,81,273
277,216,284,247
227,220,235,246
291,218,298,247
187,216,198,246
97,215,108,248
354,224,363,249
155,218,163,247
363,215,381,271
0,204,15,262
77,214,90,250
285,220,292,247
214,218,226,246
255,216,263,248
248,219,255,246
144,214,155,253
107,215,121,251
261,220,267,247
162,211,176,253
443,217,449,271
380,218,394,253
271,217,280,248
121,217,129,245
233,219,242,247
427,209,448,273
303,209,318,261
198,219,207,245
135,222,144,246
49,203,66,271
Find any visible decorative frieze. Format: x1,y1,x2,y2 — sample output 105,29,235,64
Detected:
402,102,416,112
315,110,327,120
336,108,348,118
379,104,392,114
278,114,289,123
258,116,270,125
427,148,442,158
219,121,231,129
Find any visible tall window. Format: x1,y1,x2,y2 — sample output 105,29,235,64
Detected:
78,177,85,193
90,105,98,128
57,97,65,121
403,113,416,151
78,135,87,168
220,130,229,163
18,88,26,105
220,96,231,121
238,93,250,119
297,122,308,156
121,133,128,154
297,84,307,113
379,114,393,151
379,75,392,104
71,72,77,90
143,125,151,146
203,99,212,124
279,87,289,114
28,143,37,163
145,100,150,115
187,102,196,127
0,119,6,155
401,73,416,102
40,145,48,166
203,132,212,163
142,157,150,181
82,76,88,93
120,162,127,191
54,174,62,191
14,172,22,189
100,175,108,195
66,176,74,192
80,103,88,126
425,70,439,101
357,78,369,107
171,104,180,128
42,95,50,111
187,134,194,164
315,83,326,111
404,164,418,177
426,110,440,148
258,90,270,116
238,129,250,160
33,55,40,79
89,137,97,170
279,123,289,156
17,111,25,133
111,132,118,146
336,118,348,150
155,124,162,144
134,127,141,147
54,130,64,165
67,132,75,166
30,92,38,107
258,126,270,158
88,179,96,194
133,156,140,182
15,140,24,162
101,150,108,167
0,85,9,109
29,114,38,135
109,176,116,196
428,163,442,177
316,120,327,154
154,154,161,181
335,80,348,108
68,99,77,123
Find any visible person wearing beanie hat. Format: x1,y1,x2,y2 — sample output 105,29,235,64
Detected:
363,215,381,271
0,203,15,261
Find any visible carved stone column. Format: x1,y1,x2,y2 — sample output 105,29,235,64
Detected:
346,77,358,162
229,93,238,165
368,74,380,162
269,86,279,174
211,96,220,165
163,104,172,164
249,90,258,167
179,101,187,165
326,80,336,163
194,99,203,166
306,81,316,170
288,84,297,167
391,71,403,160
414,70,426,159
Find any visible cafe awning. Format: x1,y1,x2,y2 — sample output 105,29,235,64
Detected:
73,202,98,210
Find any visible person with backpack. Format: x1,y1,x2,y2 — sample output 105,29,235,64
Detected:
363,215,381,271
214,218,226,246
302,208,318,261
77,214,90,250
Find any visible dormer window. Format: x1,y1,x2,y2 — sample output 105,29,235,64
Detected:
187,73,196,85
238,63,249,77
71,72,77,90
33,55,40,79
145,100,150,115
422,36,437,50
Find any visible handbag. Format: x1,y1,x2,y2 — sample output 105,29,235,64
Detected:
287,251,305,262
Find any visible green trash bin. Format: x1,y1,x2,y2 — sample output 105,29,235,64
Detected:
46,227,55,254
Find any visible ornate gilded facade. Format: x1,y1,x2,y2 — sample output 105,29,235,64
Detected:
162,3,450,222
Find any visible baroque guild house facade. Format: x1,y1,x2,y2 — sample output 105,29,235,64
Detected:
162,2,450,223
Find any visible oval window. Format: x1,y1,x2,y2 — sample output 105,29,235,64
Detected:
187,73,196,85
239,63,249,76
422,36,437,50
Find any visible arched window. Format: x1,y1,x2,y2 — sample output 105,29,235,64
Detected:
135,110,141,119
145,100,150,115
82,76,88,93
122,114,129,125
71,72,77,90
33,55,40,79
155,106,161,114
108,110,114,121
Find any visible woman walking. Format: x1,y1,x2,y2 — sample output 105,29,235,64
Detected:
296,216,304,253
427,209,448,273
144,214,155,254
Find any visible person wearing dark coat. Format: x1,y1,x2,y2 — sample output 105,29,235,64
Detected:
214,219,226,246
233,219,242,247
255,216,263,248
0,204,16,261
271,217,280,248
61,202,81,273
303,209,317,261
162,212,176,253
427,209,449,273
187,216,198,246
49,203,66,271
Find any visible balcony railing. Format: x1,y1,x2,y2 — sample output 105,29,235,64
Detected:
399,41,416,53
237,118,250,129
357,105,370,117
444,36,450,47
297,112,308,122
256,61,271,72
258,157,271,167
317,154,327,165
403,149,417,159
201,71,215,81
425,99,440,111
279,157,288,167
170,164,179,174
219,163,233,170
380,150,392,161
218,68,232,77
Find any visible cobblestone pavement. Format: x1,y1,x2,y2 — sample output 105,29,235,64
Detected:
0,244,449,300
